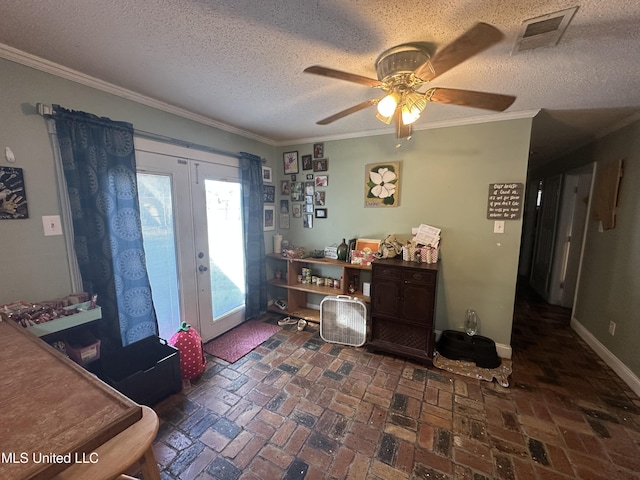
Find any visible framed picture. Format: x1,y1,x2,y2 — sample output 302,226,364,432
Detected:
313,158,328,172
315,208,327,219
280,199,289,213
292,203,302,218
0,167,28,219
283,151,299,174
314,191,325,206
280,180,290,195
279,213,290,229
365,161,400,207
305,195,313,205
315,175,328,187
262,166,272,183
304,204,314,213
290,182,303,201
262,184,275,203
347,238,357,262
263,206,275,231
305,181,314,196
355,238,381,254
302,154,313,170
313,142,324,158
291,174,297,181
303,214,313,229
306,173,314,180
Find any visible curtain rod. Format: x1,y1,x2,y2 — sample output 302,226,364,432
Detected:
37,103,265,163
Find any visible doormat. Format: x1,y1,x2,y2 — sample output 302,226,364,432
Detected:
433,352,513,387
203,320,281,363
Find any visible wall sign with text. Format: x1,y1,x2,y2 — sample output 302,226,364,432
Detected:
487,183,524,220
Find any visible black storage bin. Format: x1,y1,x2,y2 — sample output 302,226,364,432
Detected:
100,336,182,405
437,330,501,369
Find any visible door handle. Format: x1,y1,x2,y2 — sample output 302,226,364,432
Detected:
199,265,208,272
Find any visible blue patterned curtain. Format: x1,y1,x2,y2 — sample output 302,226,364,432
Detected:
240,152,267,318
52,106,158,349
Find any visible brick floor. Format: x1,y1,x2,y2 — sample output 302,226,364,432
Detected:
150,283,640,479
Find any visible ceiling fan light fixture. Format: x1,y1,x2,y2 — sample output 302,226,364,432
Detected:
401,105,421,125
377,93,398,117
376,110,394,125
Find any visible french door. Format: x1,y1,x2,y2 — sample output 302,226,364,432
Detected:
135,138,246,342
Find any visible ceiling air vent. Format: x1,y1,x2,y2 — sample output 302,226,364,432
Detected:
513,6,578,53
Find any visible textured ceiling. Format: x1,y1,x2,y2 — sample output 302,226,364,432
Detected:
1,0,640,169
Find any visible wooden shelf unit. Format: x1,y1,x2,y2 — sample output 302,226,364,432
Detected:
267,253,371,322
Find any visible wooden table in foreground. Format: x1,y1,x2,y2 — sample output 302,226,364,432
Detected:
0,318,160,480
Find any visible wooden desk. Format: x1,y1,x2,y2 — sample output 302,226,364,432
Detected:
0,318,160,480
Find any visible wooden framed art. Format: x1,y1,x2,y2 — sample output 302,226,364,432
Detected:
283,151,299,174
313,142,324,158
312,158,328,172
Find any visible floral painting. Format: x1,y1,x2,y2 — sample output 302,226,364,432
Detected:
364,161,400,207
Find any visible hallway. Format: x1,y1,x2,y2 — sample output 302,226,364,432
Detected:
150,283,640,479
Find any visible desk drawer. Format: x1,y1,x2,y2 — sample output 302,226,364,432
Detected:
402,270,435,285
373,266,401,280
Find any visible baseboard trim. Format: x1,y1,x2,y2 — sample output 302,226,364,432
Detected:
571,316,640,397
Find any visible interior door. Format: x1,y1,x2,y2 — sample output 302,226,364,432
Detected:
135,139,245,342
530,174,563,299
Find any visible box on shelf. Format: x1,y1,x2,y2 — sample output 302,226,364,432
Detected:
350,250,376,266
64,330,101,366
100,335,182,406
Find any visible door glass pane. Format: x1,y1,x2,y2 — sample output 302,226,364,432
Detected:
137,173,181,340
205,179,245,319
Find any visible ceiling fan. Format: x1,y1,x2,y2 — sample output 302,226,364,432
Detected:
304,23,516,139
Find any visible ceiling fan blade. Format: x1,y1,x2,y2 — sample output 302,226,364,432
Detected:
429,88,516,111
414,23,504,81
316,99,378,125
394,110,412,139
304,66,383,88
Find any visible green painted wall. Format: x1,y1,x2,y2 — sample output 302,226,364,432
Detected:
1,57,531,349
569,120,640,378
0,58,275,304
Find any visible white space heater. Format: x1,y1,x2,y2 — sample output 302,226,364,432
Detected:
320,295,367,347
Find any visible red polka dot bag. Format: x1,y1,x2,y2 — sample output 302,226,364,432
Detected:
169,322,207,380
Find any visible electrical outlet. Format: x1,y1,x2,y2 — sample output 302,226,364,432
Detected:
609,321,616,336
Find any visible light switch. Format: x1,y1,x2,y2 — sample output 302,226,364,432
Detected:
42,215,63,236
493,221,505,234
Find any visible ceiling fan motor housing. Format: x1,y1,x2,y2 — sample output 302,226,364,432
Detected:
375,44,431,83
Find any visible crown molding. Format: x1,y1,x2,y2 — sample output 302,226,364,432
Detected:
1,42,539,150
274,109,540,147
0,43,276,146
